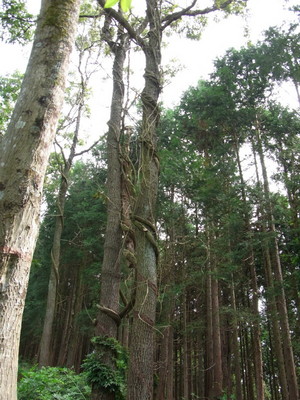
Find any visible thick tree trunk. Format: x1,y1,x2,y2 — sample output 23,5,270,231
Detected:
126,1,161,398
0,1,80,398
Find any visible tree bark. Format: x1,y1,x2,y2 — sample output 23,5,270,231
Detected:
230,281,243,400
182,292,189,400
207,224,223,398
235,139,265,399
92,22,129,400
0,1,80,398
205,261,214,399
126,1,161,398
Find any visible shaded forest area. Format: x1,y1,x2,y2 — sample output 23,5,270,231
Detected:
0,0,299,399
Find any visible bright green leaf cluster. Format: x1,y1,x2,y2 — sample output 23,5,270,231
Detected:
104,0,132,13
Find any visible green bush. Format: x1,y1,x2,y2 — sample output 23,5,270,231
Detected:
18,365,91,400
82,336,128,400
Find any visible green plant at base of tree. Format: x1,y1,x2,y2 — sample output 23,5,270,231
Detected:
17,365,91,400
82,336,128,400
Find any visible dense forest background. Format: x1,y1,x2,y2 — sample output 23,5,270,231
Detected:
0,0,299,399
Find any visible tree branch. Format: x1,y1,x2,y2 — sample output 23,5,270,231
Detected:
161,0,242,31
74,137,102,157
96,0,145,48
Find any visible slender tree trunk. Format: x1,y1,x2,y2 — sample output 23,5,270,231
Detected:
230,281,243,400
205,261,214,399
251,137,289,399
92,24,129,400
0,1,80,398
255,124,299,400
292,78,300,107
182,292,189,400
235,139,265,399
39,70,88,365
264,244,289,399
208,225,223,398
39,40,100,367
155,247,175,400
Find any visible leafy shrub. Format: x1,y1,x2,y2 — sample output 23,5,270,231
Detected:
82,336,128,400
18,365,91,399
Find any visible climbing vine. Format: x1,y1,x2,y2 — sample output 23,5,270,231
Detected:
82,336,128,399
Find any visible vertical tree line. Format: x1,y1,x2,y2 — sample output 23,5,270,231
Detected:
0,0,299,399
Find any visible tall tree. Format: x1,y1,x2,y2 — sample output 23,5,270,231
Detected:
92,1,247,399
260,23,300,106
212,40,299,399
39,23,102,367
91,15,130,400
0,1,81,398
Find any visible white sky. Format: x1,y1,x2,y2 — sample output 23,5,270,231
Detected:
0,0,299,137
161,0,299,107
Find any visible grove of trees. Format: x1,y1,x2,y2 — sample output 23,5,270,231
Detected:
0,0,299,399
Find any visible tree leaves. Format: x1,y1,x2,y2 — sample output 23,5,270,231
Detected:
104,0,132,12
0,0,34,44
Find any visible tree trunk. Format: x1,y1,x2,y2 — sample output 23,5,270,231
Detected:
235,139,265,399
0,1,80,398
230,281,243,400
182,292,189,400
92,24,129,400
251,137,289,399
255,123,299,400
205,262,214,399
126,1,161,398
208,225,223,398
39,98,84,367
155,270,175,399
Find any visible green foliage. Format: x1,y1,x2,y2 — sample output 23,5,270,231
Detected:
18,365,91,400
0,0,34,44
104,0,132,13
82,336,128,399
260,23,300,85
219,394,236,400
0,71,22,134
20,160,107,359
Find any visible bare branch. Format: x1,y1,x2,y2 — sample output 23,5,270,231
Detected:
74,137,102,157
161,0,242,31
54,138,67,166
79,13,102,19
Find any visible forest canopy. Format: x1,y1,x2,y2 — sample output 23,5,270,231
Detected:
0,0,299,399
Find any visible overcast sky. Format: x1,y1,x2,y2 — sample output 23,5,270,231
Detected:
161,0,299,106
0,0,298,136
